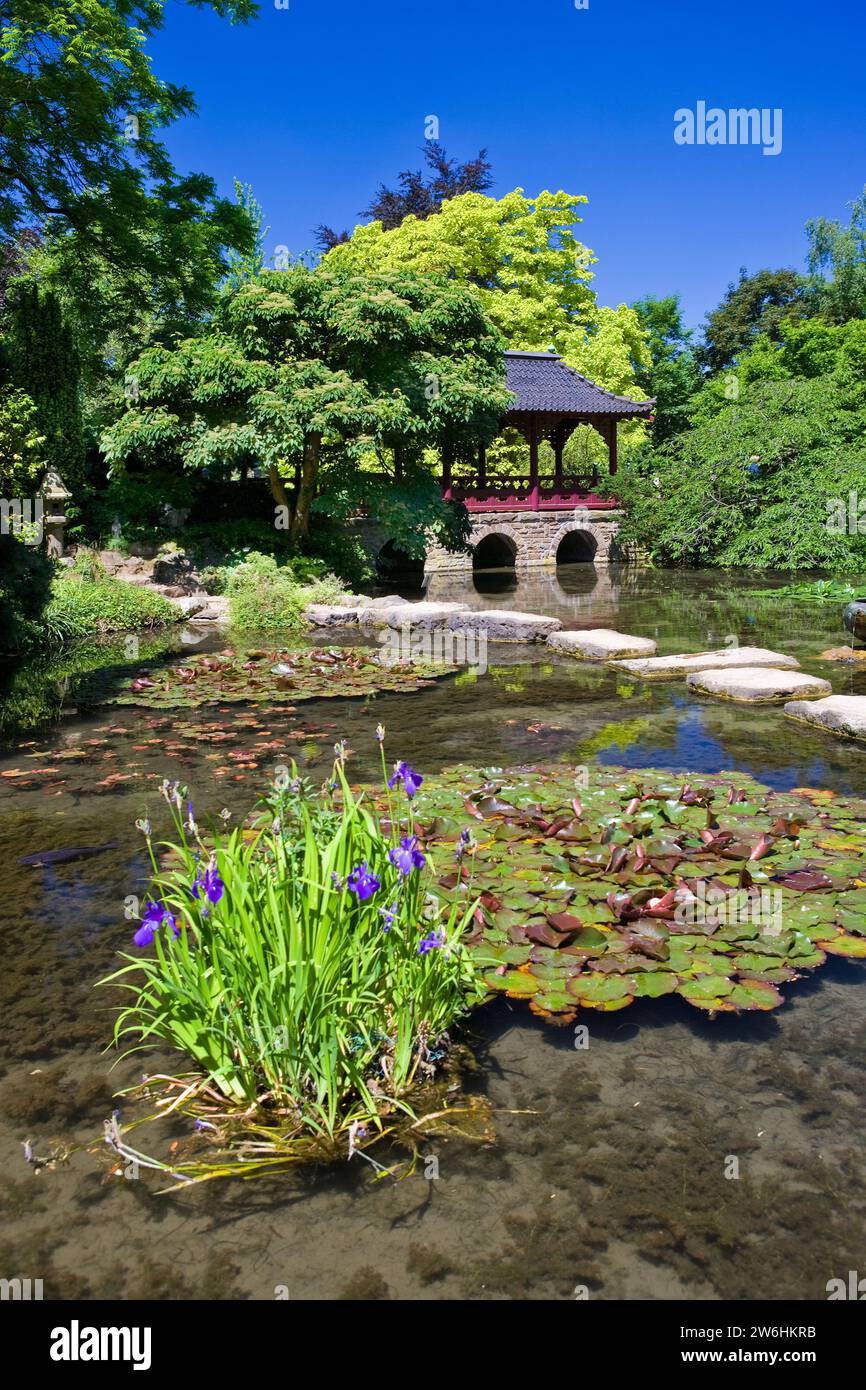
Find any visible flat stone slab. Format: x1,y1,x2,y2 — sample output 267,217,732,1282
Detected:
783,694,866,743
358,601,472,632
445,609,562,642
547,629,657,660
613,645,801,680
305,603,366,627
686,667,832,704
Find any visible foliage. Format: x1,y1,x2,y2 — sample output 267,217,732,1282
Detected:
698,267,809,373
0,382,45,494
806,185,866,324
0,531,53,651
223,551,344,633
4,282,84,486
617,368,866,569
631,294,703,443
86,642,454,708
312,467,472,561
316,140,493,251
741,578,860,604
0,0,258,376
99,753,482,1141
42,566,178,642
101,263,509,541
401,763,866,1022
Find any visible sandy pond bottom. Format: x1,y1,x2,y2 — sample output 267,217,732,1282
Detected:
2,566,866,1300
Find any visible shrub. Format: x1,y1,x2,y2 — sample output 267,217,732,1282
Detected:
43,567,179,643
224,551,346,633
100,750,482,1143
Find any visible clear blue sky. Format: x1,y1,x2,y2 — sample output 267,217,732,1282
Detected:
151,0,866,330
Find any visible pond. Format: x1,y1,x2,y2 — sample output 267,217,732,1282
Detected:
2,565,866,1300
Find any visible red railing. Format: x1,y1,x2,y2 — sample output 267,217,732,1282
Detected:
444,473,618,512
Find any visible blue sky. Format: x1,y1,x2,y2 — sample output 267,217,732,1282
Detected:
151,0,866,330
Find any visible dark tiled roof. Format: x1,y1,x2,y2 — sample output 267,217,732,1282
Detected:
504,350,654,417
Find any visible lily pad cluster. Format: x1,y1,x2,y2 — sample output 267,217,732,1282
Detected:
84,647,454,710
394,765,866,1021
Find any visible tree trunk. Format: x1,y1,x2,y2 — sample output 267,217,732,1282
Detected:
267,464,290,511
290,432,320,542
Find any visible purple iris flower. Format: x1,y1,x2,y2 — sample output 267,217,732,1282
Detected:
192,865,224,911
388,761,423,800
347,862,380,901
417,928,445,956
388,835,425,876
380,903,398,932
133,900,178,947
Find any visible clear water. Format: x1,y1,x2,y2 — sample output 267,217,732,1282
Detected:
2,566,865,1300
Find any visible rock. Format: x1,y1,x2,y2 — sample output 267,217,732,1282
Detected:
189,595,229,623
152,548,201,593
686,667,832,704
446,609,562,642
613,645,800,680
97,550,124,575
358,594,412,609
842,600,866,643
359,601,472,632
547,629,657,660
171,595,206,617
784,694,866,743
820,646,866,663
305,603,365,627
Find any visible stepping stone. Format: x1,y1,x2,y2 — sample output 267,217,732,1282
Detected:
359,601,472,631
447,609,562,642
686,667,832,704
613,645,800,680
819,646,866,663
305,603,365,627
783,694,866,743
547,629,657,660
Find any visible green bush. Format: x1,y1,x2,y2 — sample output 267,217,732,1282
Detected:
0,534,55,654
224,551,346,634
43,568,179,643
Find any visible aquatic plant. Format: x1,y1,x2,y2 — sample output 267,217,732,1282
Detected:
390,764,866,1022
86,646,454,709
98,746,482,1144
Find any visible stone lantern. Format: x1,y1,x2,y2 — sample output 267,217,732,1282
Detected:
39,469,72,558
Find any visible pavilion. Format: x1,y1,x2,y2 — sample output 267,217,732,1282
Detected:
442,349,654,512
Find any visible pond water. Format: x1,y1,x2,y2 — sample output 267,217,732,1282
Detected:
2,565,866,1300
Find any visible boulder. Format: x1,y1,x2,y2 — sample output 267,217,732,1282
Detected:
613,645,800,680
842,599,866,643
359,601,472,632
547,628,657,660
304,603,364,627
783,694,866,743
447,609,562,642
686,667,832,704
819,646,866,663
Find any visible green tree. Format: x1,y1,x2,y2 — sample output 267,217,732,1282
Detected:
5,281,84,485
630,294,703,442
102,264,510,544
806,186,866,323
699,267,809,373
0,0,258,373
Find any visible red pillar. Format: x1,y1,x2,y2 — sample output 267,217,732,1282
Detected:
608,421,618,477
529,426,540,510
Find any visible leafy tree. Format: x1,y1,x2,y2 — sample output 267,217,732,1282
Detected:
102,264,509,543
315,141,493,251
699,267,809,373
806,186,866,323
0,1,258,372
0,382,44,495
630,294,703,442
5,281,84,485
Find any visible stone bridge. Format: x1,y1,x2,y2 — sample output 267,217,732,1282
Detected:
355,508,628,578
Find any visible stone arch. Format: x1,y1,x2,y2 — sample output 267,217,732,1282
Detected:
546,517,617,567
471,524,521,570
375,538,425,591
555,529,598,564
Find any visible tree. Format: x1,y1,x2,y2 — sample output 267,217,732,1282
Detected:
806,186,866,323
5,281,84,486
0,1,258,371
315,141,493,251
630,294,703,442
699,267,809,373
102,265,510,544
